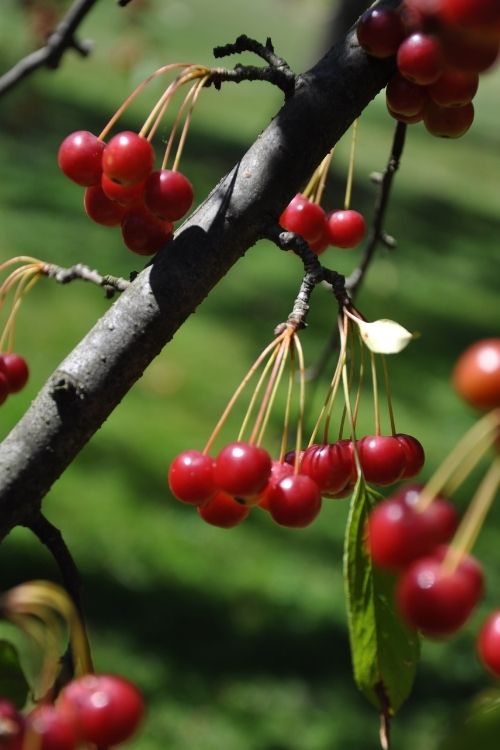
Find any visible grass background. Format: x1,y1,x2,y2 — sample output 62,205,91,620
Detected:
1,0,500,748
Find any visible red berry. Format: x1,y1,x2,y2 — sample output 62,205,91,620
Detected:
102,131,155,186
358,435,406,486
121,206,173,255
439,0,500,29
168,450,216,505
101,173,146,207
267,473,322,528
440,26,500,73
395,433,425,478
256,460,294,510
279,194,326,243
0,353,29,393
386,73,429,116
308,224,330,255
84,185,126,227
0,372,9,405
356,8,405,58
197,490,250,527
214,442,271,499
300,441,355,496
396,551,484,637
367,496,432,570
477,610,500,677
394,484,459,547
26,705,77,750
57,131,105,187
428,68,479,107
0,700,24,750
326,209,366,249
57,674,144,748
387,105,424,124
452,338,500,409
145,170,194,221
424,100,474,137
397,33,444,85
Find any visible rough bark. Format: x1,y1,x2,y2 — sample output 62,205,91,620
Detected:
0,2,400,539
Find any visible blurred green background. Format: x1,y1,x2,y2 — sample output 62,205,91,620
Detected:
1,1,500,748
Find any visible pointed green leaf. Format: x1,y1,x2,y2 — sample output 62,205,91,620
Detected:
0,639,29,708
343,480,420,715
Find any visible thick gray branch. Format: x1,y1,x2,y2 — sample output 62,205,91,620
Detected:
0,5,399,538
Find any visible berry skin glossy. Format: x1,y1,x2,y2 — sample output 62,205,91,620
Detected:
300,441,355,496
84,185,126,226
0,700,25,750
102,131,155,186
440,0,500,29
477,610,500,677
267,474,322,528
356,8,405,58
279,194,326,243
197,490,250,527
145,170,194,221
57,674,144,748
423,101,474,138
326,210,366,249
428,69,479,108
367,496,431,570
214,442,271,499
386,73,429,116
121,206,173,255
395,433,425,478
397,33,444,85
452,338,500,409
0,353,29,393
58,131,105,187
396,551,484,637
26,705,77,750
168,450,216,505
358,435,406,486
256,460,294,511
101,173,146,207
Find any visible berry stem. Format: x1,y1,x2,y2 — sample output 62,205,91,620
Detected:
237,343,281,443
293,331,306,474
172,74,209,171
0,265,42,352
340,319,362,478
278,344,296,462
255,334,291,446
415,409,500,512
203,332,285,454
344,118,359,210
442,458,500,575
380,354,396,435
370,350,381,436
249,331,291,445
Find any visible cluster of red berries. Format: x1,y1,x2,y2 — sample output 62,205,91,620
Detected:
168,432,424,529
357,0,500,137
279,194,366,255
0,353,29,405
367,483,500,678
0,673,144,750
58,130,194,255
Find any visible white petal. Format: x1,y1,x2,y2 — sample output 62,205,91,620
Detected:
356,319,413,354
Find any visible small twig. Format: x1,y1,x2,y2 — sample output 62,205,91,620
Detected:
346,120,407,294
209,35,295,97
0,0,100,97
42,263,130,298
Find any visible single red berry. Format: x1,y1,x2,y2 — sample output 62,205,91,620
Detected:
439,0,500,29
477,610,500,678
358,435,406,485
0,353,29,393
386,73,429,116
101,173,146,207
300,442,355,496
102,131,155,186
397,33,444,85
440,26,500,73
394,484,459,547
57,674,144,748
84,185,126,227
256,460,294,510
308,223,330,255
326,209,366,249
396,551,484,637
57,131,105,187
0,372,9,405
356,8,405,58
0,700,24,750
145,170,194,221
367,496,432,570
168,450,216,505
387,104,424,124
121,206,173,255
452,338,500,409
395,433,425,478
197,490,250,527
428,68,479,107
267,473,322,528
26,705,77,750
214,442,271,499
424,100,474,137
279,194,326,243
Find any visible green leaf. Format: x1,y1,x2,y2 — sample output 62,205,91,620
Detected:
343,480,420,716
0,639,30,709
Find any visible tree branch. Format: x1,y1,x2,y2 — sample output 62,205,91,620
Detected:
0,2,401,539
